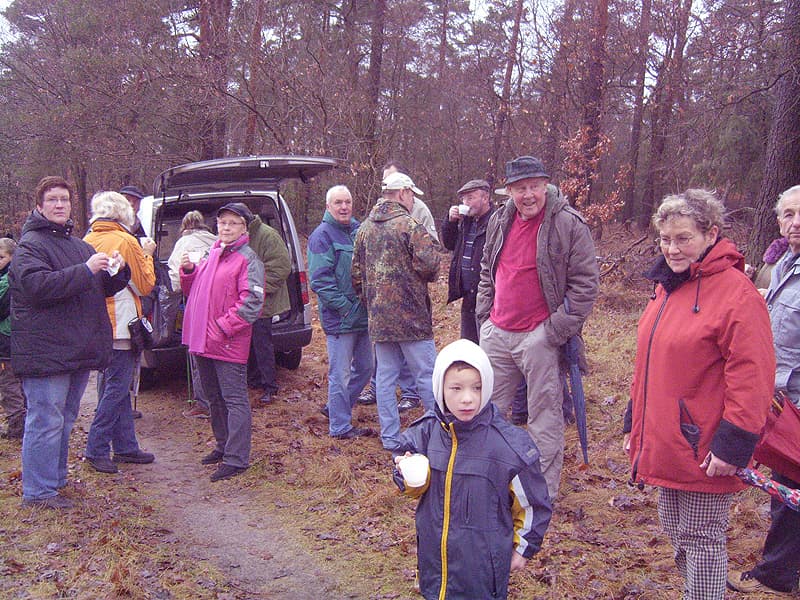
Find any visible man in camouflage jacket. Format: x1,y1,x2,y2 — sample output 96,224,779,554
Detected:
352,172,441,451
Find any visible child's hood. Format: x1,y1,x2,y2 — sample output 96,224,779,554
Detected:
432,338,494,415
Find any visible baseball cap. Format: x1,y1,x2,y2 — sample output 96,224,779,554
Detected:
382,172,424,196
217,202,254,226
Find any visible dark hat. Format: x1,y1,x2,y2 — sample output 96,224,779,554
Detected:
217,202,254,226
456,179,490,196
504,156,549,186
119,185,145,200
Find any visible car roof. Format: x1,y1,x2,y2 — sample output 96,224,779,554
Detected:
153,155,341,197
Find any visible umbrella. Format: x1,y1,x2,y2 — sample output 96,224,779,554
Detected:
131,354,141,412
563,297,588,464
736,467,800,512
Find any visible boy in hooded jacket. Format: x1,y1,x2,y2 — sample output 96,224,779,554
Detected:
393,339,552,600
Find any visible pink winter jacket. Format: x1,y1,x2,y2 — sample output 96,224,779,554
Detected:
181,234,265,364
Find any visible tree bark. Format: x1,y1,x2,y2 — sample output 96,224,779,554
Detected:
365,0,386,164
199,0,232,160
579,0,608,207
639,0,691,226
623,0,651,221
487,0,524,187
746,0,800,265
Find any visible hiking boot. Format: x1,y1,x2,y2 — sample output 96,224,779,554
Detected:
332,427,375,440
201,449,224,465
398,396,421,412
259,391,273,404
320,405,330,419
132,410,143,419
87,456,119,474
727,570,794,596
357,386,376,405
182,405,210,419
113,450,155,464
22,495,74,510
210,464,247,482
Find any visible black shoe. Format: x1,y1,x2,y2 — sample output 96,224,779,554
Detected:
332,426,375,440
398,397,421,412
511,413,528,425
113,450,155,464
132,410,143,419
201,450,224,465
357,386,376,405
22,495,74,510
87,456,119,474
320,405,330,418
210,464,247,482
259,391,273,404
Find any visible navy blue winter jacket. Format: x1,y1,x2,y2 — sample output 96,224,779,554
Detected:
396,403,552,599
10,210,129,377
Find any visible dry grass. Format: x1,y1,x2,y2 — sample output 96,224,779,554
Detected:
0,223,783,598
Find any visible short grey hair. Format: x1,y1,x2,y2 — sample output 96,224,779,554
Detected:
90,191,135,228
325,184,352,205
0,237,16,254
652,189,725,233
775,185,800,214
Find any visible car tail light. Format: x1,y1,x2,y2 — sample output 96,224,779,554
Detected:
298,271,310,305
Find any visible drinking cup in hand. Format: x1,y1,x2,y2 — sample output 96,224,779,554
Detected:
458,205,470,216
187,250,203,264
399,453,429,487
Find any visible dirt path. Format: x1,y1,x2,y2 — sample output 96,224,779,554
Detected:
78,376,349,600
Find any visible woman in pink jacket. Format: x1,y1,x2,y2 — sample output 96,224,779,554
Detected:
180,203,265,482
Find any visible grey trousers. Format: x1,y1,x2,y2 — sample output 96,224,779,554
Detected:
480,320,564,501
194,356,251,468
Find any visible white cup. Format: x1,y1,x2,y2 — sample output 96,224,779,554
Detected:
138,236,151,246
105,257,120,276
187,250,203,264
458,205,470,216
399,453,429,487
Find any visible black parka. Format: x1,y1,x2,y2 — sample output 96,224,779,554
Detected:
10,210,129,377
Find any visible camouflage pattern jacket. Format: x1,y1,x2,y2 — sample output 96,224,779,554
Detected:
352,199,441,342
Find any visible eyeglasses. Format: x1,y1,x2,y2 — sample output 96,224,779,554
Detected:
217,219,245,228
655,235,696,249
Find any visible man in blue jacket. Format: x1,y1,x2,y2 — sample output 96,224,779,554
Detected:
307,185,374,439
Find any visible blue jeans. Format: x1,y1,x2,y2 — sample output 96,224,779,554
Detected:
369,351,418,397
86,350,140,459
195,356,251,468
21,370,90,500
374,339,436,450
326,331,373,436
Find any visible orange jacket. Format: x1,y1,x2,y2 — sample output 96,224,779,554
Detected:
629,238,774,493
84,220,155,340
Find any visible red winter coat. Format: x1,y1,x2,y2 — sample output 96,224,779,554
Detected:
628,238,774,493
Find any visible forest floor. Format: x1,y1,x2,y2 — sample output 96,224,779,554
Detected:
0,223,789,599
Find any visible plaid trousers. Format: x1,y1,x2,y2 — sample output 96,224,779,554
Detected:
658,487,732,600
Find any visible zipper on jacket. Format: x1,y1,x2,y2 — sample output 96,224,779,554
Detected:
630,293,669,487
438,423,459,600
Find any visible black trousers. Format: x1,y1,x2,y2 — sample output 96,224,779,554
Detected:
750,470,800,592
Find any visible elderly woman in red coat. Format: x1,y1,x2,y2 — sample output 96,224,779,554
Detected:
624,189,774,600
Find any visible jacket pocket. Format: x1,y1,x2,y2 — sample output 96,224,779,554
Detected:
678,398,701,460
